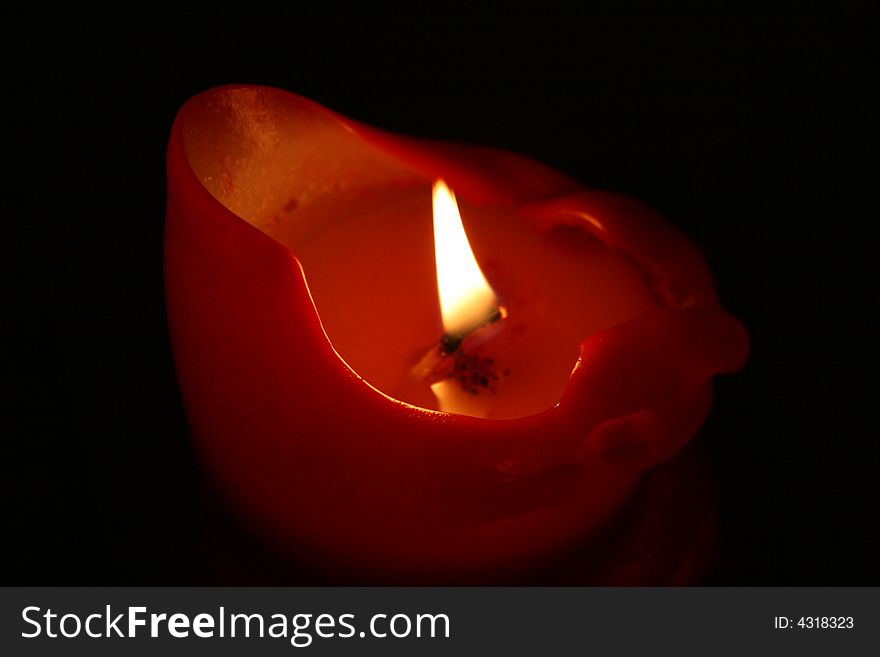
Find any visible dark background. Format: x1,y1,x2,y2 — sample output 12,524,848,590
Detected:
8,2,877,584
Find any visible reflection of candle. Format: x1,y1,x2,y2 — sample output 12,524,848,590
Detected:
165,85,749,583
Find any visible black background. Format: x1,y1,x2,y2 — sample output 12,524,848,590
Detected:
8,2,877,584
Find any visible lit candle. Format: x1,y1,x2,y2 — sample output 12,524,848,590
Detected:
425,179,506,417
165,85,748,583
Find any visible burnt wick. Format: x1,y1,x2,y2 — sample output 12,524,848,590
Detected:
451,354,508,396
394,304,510,405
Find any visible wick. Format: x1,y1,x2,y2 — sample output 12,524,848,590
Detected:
401,305,507,391
439,306,505,356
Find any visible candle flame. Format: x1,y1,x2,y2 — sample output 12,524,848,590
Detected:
433,180,497,336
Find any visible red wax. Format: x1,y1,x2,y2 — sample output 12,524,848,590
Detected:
165,85,749,582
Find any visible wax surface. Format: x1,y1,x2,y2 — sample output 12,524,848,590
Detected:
295,187,659,418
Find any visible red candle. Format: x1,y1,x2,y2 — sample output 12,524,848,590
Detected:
165,85,748,583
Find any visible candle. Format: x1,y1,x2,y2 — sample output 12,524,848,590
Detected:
165,85,748,583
